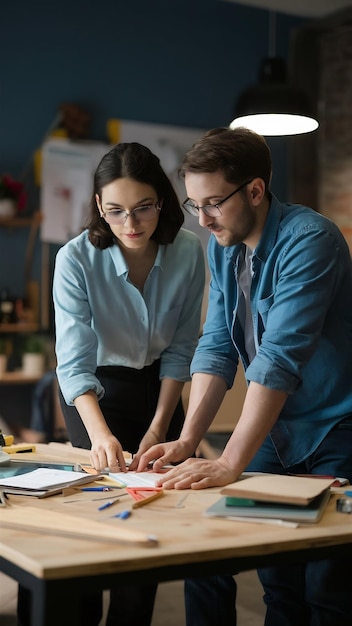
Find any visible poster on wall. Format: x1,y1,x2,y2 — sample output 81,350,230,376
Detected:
40,120,209,253
40,139,109,243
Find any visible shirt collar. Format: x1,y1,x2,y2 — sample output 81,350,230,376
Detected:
255,193,282,263
108,242,163,277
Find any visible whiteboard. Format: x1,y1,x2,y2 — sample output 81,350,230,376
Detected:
40,138,109,243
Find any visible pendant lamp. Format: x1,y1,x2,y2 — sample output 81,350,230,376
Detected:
230,13,319,136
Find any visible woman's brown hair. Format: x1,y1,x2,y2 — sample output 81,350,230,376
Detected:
87,142,184,249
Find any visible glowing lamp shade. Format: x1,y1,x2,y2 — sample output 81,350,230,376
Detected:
230,58,319,136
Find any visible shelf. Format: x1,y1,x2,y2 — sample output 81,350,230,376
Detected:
0,211,48,392
0,371,42,385
0,210,44,330
0,211,42,229
0,323,40,334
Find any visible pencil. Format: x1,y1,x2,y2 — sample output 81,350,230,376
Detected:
132,490,164,509
226,516,299,528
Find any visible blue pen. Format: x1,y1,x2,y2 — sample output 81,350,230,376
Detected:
114,510,131,520
344,490,352,497
98,500,117,511
82,487,112,492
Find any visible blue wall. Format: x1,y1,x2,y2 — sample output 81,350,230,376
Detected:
0,0,304,301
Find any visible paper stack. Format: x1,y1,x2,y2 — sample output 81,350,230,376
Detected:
0,467,98,498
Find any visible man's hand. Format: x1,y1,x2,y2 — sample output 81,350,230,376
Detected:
130,439,193,472
155,456,238,490
133,427,161,459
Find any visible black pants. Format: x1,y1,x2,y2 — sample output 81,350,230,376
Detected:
61,360,185,454
18,361,185,626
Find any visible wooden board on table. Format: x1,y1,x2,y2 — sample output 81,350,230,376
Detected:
0,506,158,546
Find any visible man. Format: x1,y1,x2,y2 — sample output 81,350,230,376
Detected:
133,127,352,626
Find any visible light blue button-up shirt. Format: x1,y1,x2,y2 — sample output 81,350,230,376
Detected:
191,194,352,466
53,228,205,405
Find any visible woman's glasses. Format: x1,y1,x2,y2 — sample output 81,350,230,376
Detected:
101,204,161,225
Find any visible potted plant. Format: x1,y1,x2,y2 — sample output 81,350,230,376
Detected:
22,335,46,377
0,174,27,218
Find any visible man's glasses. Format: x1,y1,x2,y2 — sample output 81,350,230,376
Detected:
101,204,161,225
182,179,253,218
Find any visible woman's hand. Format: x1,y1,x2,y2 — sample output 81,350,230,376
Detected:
89,432,126,472
73,391,127,472
155,456,238,490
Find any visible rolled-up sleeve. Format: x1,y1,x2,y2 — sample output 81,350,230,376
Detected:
247,225,347,392
53,247,104,405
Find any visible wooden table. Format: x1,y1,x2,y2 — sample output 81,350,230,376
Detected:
1,443,352,626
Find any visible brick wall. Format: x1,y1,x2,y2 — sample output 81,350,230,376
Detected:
319,22,352,252
290,8,352,254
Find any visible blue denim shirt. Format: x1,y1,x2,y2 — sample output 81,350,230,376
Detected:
191,194,352,466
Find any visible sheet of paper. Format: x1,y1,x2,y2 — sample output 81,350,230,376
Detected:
109,471,162,487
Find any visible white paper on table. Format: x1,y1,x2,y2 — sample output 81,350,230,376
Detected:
0,468,94,490
109,471,163,487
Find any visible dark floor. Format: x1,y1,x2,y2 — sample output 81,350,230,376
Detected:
0,571,266,626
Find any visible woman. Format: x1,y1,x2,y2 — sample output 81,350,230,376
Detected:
53,142,205,626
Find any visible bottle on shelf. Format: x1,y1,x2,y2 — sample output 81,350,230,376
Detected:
0,288,17,324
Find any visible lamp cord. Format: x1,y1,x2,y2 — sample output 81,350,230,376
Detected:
268,11,276,58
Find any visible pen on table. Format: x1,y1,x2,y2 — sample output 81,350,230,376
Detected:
63,493,127,503
98,500,120,511
227,516,299,528
113,510,132,520
175,494,188,508
81,487,118,492
92,494,128,502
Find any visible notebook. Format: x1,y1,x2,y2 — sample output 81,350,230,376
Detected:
221,474,335,506
204,489,331,524
0,466,99,497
